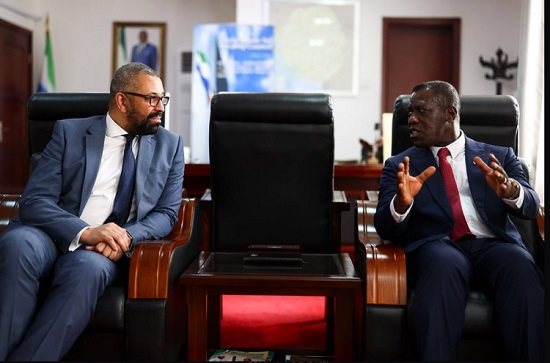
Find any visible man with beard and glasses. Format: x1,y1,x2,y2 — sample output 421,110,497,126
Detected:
0,62,184,361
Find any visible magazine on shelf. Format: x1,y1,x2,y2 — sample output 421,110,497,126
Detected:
208,349,275,362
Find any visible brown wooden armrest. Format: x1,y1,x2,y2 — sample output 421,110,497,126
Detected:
128,198,199,299
356,199,407,305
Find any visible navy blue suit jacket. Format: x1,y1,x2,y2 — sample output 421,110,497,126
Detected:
8,115,184,252
131,43,157,71
374,136,540,253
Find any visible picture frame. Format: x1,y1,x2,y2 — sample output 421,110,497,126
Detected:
112,22,166,80
264,0,360,96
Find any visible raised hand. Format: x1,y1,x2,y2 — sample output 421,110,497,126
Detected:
394,156,436,214
473,153,520,199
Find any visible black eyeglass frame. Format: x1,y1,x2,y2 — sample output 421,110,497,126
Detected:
121,91,169,107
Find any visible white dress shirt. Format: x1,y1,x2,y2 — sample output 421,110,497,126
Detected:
69,113,139,251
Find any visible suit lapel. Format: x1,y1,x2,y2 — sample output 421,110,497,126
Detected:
134,134,156,218
408,147,452,219
465,137,490,219
81,118,107,214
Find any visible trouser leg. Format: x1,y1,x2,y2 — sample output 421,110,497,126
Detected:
8,248,120,361
0,226,58,361
472,241,544,361
407,239,472,361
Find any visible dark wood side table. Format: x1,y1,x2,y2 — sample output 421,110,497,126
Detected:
183,163,383,199
180,252,361,361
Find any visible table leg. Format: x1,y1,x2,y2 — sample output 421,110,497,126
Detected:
187,286,207,361
325,297,334,353
208,294,221,350
334,289,355,361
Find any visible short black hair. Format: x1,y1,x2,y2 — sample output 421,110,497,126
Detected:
412,80,460,113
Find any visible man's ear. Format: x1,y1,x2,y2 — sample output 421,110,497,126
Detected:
115,93,128,112
447,105,458,122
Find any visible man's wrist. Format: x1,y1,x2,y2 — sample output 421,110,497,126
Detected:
125,231,134,258
507,178,520,199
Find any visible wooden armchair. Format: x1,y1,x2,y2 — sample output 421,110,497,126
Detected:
354,95,545,361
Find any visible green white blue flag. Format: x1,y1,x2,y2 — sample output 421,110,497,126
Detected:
117,26,127,69
37,15,56,92
195,50,213,100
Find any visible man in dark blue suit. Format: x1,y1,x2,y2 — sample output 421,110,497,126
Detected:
374,80,543,361
0,62,184,360
131,30,158,71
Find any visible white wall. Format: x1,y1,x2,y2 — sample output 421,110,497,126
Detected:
0,0,524,161
238,0,523,161
0,0,236,152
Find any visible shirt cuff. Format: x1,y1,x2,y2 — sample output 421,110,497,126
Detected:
390,194,413,222
502,183,525,209
69,226,89,252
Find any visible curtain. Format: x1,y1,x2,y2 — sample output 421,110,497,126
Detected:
517,0,544,206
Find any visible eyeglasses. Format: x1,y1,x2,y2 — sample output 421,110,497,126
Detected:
122,91,169,107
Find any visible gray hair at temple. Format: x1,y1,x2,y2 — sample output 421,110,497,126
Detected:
110,62,160,96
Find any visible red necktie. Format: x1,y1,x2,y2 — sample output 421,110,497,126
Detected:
437,147,475,242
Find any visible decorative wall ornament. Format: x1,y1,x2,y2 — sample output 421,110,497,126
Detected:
479,47,518,95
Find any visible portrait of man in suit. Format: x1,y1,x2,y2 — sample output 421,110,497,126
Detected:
131,30,158,71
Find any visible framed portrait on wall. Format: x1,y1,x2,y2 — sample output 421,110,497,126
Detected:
112,22,166,80
264,0,359,96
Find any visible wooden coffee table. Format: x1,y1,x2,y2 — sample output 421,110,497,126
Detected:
179,251,361,361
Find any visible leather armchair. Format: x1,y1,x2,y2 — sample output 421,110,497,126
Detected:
355,95,544,361
207,92,345,253
202,92,352,355
17,92,200,361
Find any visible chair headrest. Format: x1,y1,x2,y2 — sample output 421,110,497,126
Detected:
27,93,110,155
210,92,333,125
27,92,110,120
392,94,519,155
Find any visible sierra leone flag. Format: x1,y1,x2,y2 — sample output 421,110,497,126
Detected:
117,26,127,69
195,50,212,99
37,15,56,92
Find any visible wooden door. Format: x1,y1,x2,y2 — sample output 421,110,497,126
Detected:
0,19,32,193
382,18,461,113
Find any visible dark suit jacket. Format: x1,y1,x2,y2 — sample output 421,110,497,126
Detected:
131,43,157,70
8,115,184,252
374,136,540,253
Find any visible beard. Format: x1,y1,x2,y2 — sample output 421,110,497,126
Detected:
126,109,162,135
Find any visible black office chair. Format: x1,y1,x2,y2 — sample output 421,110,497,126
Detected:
24,92,200,361
201,92,352,354
354,94,544,361
208,92,340,253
